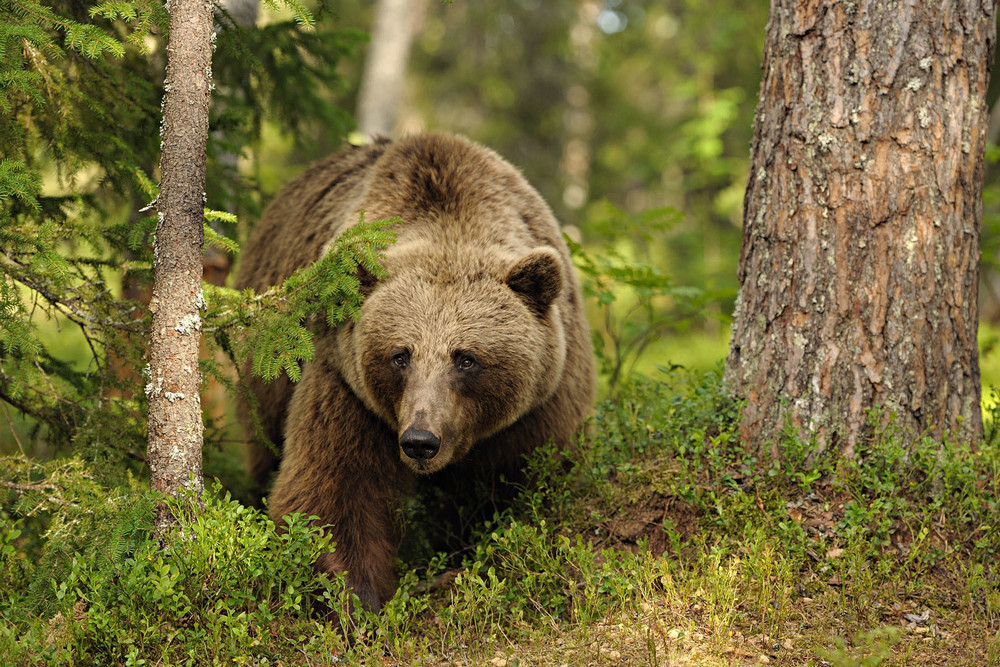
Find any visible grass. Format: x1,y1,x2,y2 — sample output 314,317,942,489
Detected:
2,367,1000,665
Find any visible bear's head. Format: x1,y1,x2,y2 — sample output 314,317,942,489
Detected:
341,246,568,475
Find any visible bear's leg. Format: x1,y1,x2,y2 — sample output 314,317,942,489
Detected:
268,363,410,613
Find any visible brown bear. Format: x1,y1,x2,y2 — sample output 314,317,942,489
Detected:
236,133,594,613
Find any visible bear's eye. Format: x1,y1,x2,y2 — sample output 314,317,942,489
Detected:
391,351,409,369
454,354,477,371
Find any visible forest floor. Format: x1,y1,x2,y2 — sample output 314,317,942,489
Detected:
451,489,997,667
335,369,1000,666
384,476,996,666
2,368,998,665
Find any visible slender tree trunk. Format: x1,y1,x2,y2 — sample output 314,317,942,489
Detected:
355,0,421,137
148,0,213,535
724,0,996,457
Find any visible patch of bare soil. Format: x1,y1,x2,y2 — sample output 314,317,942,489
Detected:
586,491,703,556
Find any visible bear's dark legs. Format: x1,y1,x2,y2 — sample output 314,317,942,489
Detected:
269,365,410,613
313,462,407,612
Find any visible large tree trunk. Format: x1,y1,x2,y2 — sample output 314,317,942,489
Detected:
724,1,996,457
148,0,213,535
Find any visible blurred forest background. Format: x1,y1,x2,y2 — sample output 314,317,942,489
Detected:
242,0,1000,385
269,0,767,377
6,0,1000,459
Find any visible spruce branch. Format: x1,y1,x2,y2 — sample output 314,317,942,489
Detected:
1,253,150,334
0,399,26,455
203,215,397,383
0,479,59,493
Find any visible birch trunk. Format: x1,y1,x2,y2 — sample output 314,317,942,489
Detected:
355,0,421,137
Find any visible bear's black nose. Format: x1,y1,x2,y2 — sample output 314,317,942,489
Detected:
400,428,441,461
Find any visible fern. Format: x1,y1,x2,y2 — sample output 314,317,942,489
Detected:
568,203,719,394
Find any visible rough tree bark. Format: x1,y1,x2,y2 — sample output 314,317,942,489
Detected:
147,0,213,535
724,0,996,457
355,0,421,137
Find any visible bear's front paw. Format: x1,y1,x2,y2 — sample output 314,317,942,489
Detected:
349,585,383,615
316,551,392,616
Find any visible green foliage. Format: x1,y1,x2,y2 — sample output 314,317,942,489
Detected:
0,456,154,619
0,0,364,469
3,0,997,661
816,627,903,667
66,491,344,666
449,522,653,631
203,212,240,255
403,0,767,365
209,11,364,209
1,0,162,468
571,202,731,394
0,470,347,665
2,375,999,663
206,215,397,384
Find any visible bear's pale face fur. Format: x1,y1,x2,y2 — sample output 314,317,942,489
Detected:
236,133,595,615
342,246,568,474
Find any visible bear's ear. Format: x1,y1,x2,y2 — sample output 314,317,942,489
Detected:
505,248,563,315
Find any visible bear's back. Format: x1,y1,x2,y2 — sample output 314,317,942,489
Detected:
236,137,393,293
355,134,562,250
237,134,567,293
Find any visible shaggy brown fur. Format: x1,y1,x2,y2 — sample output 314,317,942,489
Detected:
236,133,594,612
